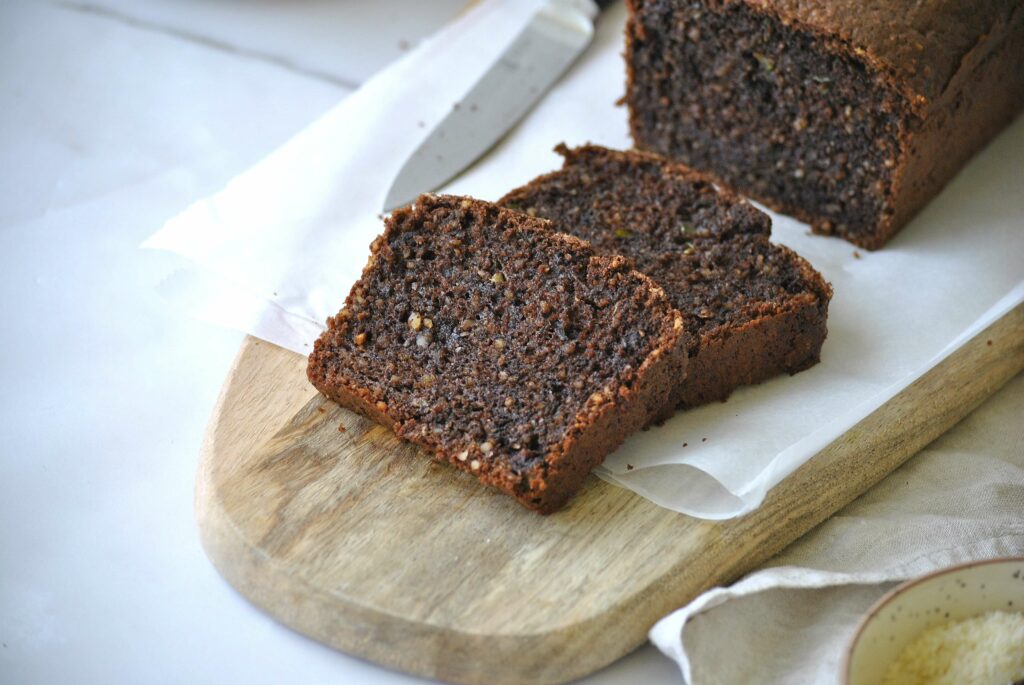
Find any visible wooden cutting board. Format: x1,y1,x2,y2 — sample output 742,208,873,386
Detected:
197,304,1022,685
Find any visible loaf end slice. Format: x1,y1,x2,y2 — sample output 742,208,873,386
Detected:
308,194,687,513
625,0,1024,249
500,144,832,413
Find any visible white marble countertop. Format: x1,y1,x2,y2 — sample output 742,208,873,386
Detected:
0,1,681,682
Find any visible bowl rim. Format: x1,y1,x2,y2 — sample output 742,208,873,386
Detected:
840,555,1024,685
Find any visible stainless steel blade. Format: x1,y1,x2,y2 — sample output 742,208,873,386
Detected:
383,0,597,211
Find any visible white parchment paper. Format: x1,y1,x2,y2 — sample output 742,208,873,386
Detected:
144,0,1024,519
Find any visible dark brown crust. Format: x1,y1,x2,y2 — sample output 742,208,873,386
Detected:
499,144,832,415
673,280,827,411
308,195,687,513
881,9,1024,248
625,0,1024,249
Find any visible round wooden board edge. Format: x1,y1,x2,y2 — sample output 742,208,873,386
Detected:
195,304,1024,685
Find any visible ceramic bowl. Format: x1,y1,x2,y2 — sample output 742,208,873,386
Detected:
843,556,1024,685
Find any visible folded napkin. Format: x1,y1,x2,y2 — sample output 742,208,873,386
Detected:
650,372,1024,683
144,0,1024,519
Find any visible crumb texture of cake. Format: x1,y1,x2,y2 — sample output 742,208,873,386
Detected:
625,0,1024,249
307,194,686,513
500,144,831,410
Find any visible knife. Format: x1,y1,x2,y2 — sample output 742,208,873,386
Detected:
383,0,612,211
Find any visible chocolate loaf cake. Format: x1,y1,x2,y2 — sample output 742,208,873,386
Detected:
625,0,1024,249
308,194,687,513
500,144,831,410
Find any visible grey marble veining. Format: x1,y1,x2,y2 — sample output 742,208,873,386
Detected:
53,0,467,87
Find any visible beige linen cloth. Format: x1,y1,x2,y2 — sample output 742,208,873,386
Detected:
650,372,1024,684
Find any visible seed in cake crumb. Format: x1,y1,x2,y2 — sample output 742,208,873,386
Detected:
540,301,553,315
460,199,472,209
590,392,605,404
504,397,515,408
493,338,506,350
470,459,481,471
423,318,433,329
479,441,494,454
457,450,469,462
683,244,695,255
526,207,538,216
498,370,509,381
792,116,808,131
752,51,774,71
698,308,713,319
491,272,506,284
375,401,387,411
408,312,423,330
354,332,368,346
615,228,633,239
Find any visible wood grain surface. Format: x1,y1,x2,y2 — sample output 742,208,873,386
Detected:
197,303,1022,685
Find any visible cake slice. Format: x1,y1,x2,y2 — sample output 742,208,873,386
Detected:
624,0,1024,249
500,144,831,412
308,194,687,513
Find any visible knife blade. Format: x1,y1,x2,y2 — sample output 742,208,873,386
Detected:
383,0,602,211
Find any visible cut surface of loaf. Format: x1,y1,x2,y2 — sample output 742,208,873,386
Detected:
625,0,1024,249
308,194,687,513
500,144,831,411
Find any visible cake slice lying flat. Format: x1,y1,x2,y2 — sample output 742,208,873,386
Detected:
500,144,832,412
308,194,687,513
